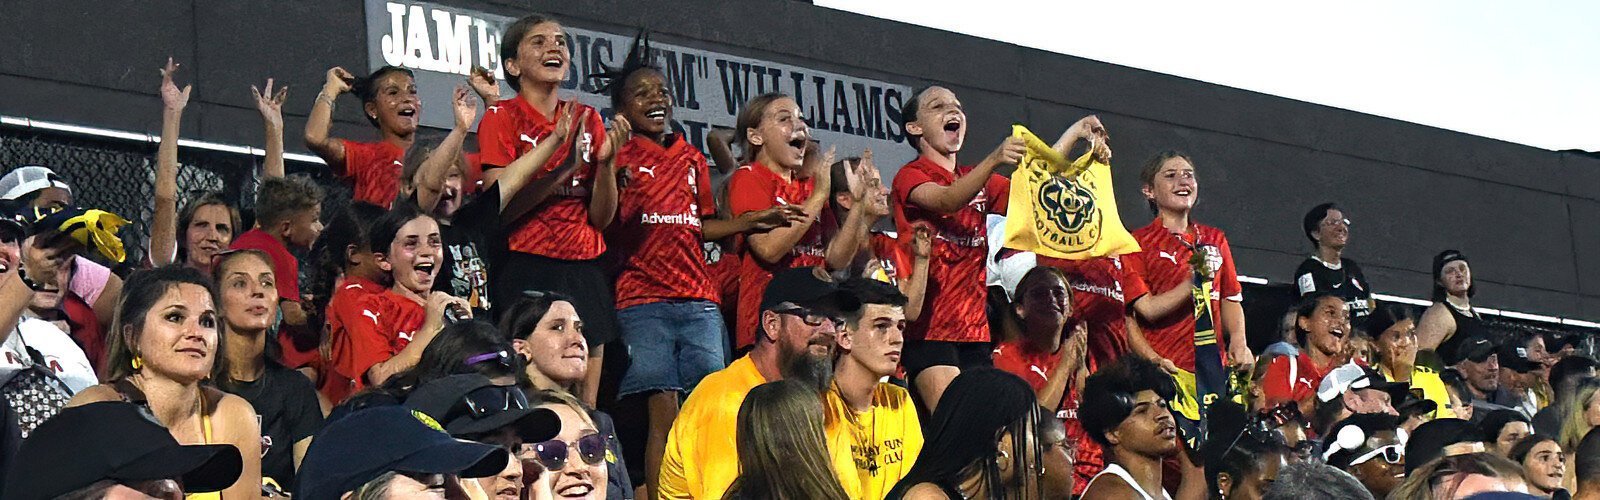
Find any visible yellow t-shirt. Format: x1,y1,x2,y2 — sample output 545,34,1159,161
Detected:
824,382,924,500
658,355,767,500
1383,363,1456,419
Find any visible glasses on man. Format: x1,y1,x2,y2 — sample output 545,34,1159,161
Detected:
530,432,608,471
776,306,844,329
1349,444,1404,467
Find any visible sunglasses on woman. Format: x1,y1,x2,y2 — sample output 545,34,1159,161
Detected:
530,432,607,471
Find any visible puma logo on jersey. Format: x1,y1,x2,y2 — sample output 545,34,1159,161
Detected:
1159,251,1179,264
362,309,380,325
637,166,656,178
487,105,503,114
519,134,538,147
1030,365,1049,379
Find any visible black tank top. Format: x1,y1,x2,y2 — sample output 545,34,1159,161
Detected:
1436,301,1486,364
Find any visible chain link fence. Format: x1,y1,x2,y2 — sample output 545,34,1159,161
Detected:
0,121,352,273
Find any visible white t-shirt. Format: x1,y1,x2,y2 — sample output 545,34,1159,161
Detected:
0,318,97,393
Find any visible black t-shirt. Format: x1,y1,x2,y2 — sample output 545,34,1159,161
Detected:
432,189,503,318
223,364,324,487
1294,257,1374,322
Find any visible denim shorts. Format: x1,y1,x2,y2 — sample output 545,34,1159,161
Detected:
617,300,728,397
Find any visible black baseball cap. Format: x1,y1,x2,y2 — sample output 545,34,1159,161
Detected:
1452,334,1498,366
2,402,242,500
760,266,860,314
1498,341,1539,374
295,405,511,499
1405,418,1481,474
1323,413,1403,470
403,373,560,441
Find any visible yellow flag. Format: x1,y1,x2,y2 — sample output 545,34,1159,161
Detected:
1002,124,1140,260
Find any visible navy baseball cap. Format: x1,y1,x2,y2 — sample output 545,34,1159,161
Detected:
295,406,510,499
2,402,242,500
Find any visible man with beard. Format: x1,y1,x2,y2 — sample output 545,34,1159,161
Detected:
658,267,858,499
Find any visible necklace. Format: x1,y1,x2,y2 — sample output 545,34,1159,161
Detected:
835,382,880,475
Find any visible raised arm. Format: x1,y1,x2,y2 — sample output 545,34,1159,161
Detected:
496,102,580,222
367,292,470,386
1038,323,1088,411
587,115,631,231
252,78,288,179
900,224,933,322
743,145,834,264
825,153,885,271
466,65,501,105
304,66,354,167
905,137,1023,214
415,86,477,213
151,58,191,268
706,128,740,174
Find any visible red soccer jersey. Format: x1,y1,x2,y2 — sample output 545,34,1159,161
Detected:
891,157,1009,343
1120,219,1242,372
728,162,833,348
326,286,425,403
990,341,1103,494
1035,256,1134,371
867,232,913,284
318,276,384,402
611,134,718,309
476,97,609,260
339,140,406,208
1261,352,1342,412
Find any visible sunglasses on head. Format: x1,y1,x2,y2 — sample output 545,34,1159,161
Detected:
465,350,516,371
457,385,530,420
530,432,607,471
775,306,843,329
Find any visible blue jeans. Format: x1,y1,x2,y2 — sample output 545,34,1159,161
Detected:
617,300,727,397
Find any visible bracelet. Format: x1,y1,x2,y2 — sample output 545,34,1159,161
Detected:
316,92,338,107
16,265,46,293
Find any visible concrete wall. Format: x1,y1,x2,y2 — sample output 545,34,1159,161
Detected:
3,0,1596,320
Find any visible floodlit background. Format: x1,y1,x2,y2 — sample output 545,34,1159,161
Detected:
816,0,1599,152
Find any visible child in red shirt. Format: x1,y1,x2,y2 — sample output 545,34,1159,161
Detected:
230,176,324,371
326,203,469,399
889,85,1025,414
476,14,625,406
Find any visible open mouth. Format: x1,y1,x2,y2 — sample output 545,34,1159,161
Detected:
787,137,807,150
542,56,564,69
1330,326,1346,339
1158,423,1177,439
556,483,593,498
646,108,667,121
1173,187,1193,197
397,107,417,118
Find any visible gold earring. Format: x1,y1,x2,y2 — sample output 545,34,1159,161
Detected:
131,356,143,370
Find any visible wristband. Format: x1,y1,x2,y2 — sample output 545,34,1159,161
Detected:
16,264,48,293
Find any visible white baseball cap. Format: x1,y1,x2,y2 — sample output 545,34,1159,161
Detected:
0,166,71,201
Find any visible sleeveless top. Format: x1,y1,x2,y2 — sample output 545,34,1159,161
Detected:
115,379,222,500
1436,301,1487,364
1082,463,1171,500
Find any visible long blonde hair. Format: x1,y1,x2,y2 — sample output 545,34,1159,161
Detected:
725,380,848,500
1559,378,1600,451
